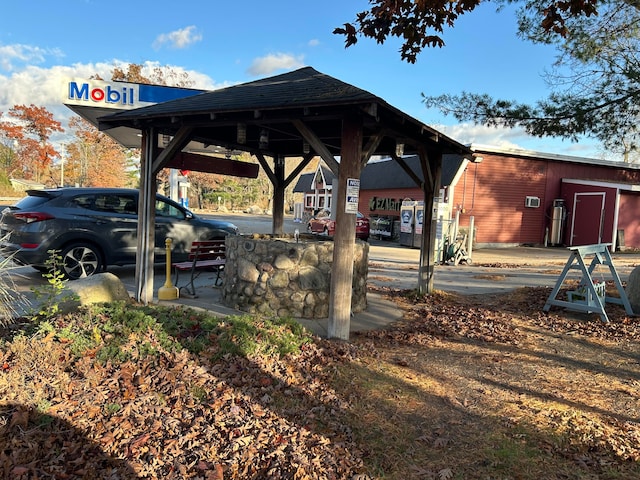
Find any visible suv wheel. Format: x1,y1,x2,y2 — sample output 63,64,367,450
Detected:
61,242,103,279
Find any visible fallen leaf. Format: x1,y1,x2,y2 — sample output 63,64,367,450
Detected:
439,467,453,479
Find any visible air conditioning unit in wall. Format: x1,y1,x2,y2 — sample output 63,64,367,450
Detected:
525,196,541,208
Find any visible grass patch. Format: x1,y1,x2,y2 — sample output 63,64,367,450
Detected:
27,301,312,365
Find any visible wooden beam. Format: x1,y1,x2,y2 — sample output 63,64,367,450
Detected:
135,127,157,305
164,152,259,178
418,146,433,188
273,155,285,235
390,152,423,188
292,119,340,175
252,152,285,235
151,126,194,173
361,131,383,167
255,152,276,185
284,152,315,188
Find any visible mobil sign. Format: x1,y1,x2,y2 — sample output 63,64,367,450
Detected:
65,79,143,110
64,78,203,110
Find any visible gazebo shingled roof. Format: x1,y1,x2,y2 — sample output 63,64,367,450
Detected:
98,66,469,159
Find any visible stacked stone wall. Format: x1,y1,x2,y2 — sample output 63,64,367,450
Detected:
222,234,368,318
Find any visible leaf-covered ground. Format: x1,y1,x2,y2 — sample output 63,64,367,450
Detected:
1,279,640,479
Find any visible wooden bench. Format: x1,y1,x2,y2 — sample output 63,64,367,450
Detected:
172,239,226,298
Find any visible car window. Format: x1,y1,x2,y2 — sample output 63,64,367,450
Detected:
155,199,185,219
15,195,51,209
70,194,137,214
120,196,137,214
69,194,94,210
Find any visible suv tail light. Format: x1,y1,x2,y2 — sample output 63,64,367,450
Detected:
14,212,55,224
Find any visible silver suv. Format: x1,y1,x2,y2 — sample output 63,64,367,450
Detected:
0,188,239,279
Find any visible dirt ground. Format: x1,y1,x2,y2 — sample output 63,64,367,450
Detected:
349,254,640,478
2,245,639,479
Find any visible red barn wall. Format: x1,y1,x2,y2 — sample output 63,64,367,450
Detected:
451,152,640,247
450,155,547,245
617,192,640,249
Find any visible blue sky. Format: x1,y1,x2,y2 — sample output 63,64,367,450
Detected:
0,0,607,159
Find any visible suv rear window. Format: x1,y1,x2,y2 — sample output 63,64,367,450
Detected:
15,194,52,209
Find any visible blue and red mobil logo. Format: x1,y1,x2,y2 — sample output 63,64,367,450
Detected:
65,78,204,110
67,80,137,108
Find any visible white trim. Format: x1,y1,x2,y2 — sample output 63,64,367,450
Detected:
470,143,640,171
612,189,621,250
562,177,640,192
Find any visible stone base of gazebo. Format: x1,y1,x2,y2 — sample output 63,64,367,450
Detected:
222,234,368,319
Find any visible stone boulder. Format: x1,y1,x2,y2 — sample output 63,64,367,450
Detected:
625,265,640,314
61,272,132,311
244,205,264,215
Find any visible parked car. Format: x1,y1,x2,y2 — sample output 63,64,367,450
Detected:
306,208,370,241
0,187,239,279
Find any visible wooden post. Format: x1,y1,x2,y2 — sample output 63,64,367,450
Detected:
135,127,157,304
272,155,285,235
328,113,363,340
418,150,442,294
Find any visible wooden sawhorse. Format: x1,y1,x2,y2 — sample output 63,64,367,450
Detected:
543,243,633,322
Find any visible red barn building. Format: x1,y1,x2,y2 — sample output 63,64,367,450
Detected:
294,145,640,250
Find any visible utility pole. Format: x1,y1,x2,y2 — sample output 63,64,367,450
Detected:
60,145,65,186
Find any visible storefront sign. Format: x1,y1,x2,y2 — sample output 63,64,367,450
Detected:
368,196,403,212
69,81,135,106
371,217,393,237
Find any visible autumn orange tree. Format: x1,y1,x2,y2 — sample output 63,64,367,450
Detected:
89,63,198,190
110,63,194,88
63,116,134,187
0,105,63,184
0,114,23,190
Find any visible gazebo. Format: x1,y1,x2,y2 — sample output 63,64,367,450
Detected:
98,66,471,340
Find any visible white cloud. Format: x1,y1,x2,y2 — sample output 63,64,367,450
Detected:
0,59,227,150
0,44,64,72
437,123,525,149
153,26,203,50
308,39,320,47
246,53,305,76
435,122,609,160
0,60,226,115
